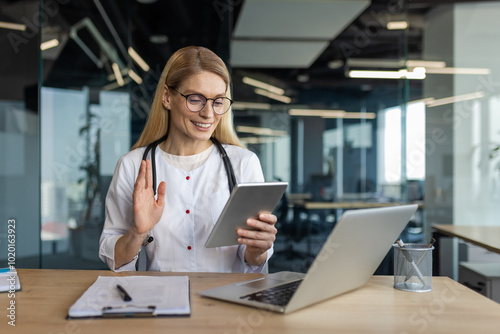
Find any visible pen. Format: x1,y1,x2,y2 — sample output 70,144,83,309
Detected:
403,238,436,282
396,239,427,285
116,284,132,302
142,236,154,247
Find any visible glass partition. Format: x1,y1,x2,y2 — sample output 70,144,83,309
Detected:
39,0,132,268
0,2,40,268
7,0,498,275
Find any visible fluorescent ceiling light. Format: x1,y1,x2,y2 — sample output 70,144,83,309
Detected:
149,34,168,44
289,109,345,117
327,60,344,69
347,58,405,68
236,126,287,136
254,89,291,103
346,59,446,69
387,21,408,30
128,69,143,85
426,92,485,108
243,77,284,95
408,97,435,105
103,77,131,91
112,63,124,86
424,67,490,75
348,68,426,79
333,112,376,119
406,60,446,68
0,21,26,31
128,47,150,72
289,109,376,119
239,137,278,144
107,68,128,81
40,39,59,51
232,102,271,110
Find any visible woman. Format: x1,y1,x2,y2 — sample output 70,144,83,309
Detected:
99,46,277,272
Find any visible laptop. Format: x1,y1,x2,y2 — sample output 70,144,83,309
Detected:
199,204,418,314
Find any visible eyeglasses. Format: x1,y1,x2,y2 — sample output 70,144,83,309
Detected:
170,87,233,115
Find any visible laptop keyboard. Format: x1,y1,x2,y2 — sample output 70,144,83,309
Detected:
240,279,303,306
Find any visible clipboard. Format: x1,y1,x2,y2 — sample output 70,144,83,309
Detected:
67,276,191,319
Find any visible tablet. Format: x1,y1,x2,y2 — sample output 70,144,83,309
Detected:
205,181,288,248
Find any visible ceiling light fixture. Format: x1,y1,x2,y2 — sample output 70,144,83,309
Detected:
408,97,435,105
348,68,426,79
128,47,150,72
128,69,143,85
239,137,278,144
327,60,344,69
289,109,345,117
243,77,285,95
254,89,291,103
112,63,124,86
232,102,271,110
0,21,26,31
423,67,490,75
297,74,310,83
103,77,131,91
332,112,376,119
426,91,485,107
40,39,59,51
289,108,376,119
107,68,128,81
387,21,408,30
347,58,405,68
406,60,446,68
236,126,287,136
149,34,168,44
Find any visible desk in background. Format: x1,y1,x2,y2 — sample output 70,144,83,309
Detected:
1,269,500,333
432,224,500,274
432,224,500,297
292,200,423,210
432,224,500,255
288,200,423,256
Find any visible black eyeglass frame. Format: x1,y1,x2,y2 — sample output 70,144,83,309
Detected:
169,87,233,115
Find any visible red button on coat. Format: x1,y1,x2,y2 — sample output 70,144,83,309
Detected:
186,176,190,180
186,210,190,214
187,246,192,250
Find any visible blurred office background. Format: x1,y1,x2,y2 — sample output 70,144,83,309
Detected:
0,0,499,277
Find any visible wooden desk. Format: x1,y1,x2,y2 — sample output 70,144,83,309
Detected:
432,224,500,254
289,201,423,256
2,269,500,333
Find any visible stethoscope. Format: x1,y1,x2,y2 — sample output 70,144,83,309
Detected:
141,132,237,196
138,135,236,255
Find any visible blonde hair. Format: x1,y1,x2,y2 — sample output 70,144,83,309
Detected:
132,46,244,150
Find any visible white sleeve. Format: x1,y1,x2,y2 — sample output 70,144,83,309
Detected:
99,155,138,271
234,245,274,273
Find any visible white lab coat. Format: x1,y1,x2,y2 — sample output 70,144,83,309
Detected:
99,144,272,273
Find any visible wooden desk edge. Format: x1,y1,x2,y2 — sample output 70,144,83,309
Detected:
432,224,500,254
294,201,423,210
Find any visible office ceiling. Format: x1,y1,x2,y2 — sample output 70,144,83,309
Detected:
231,0,370,68
0,0,472,113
